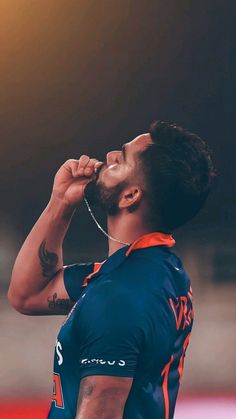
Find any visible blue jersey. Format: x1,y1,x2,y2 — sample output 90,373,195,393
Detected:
47,232,194,419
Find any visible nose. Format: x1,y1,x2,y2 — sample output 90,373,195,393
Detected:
106,150,120,165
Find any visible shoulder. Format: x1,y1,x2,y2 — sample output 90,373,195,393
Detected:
82,248,173,312
114,246,180,289
127,246,190,292
63,262,95,301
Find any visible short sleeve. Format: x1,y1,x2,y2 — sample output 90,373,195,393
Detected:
77,288,145,379
64,263,94,302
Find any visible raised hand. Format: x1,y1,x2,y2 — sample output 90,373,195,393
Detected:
52,156,103,207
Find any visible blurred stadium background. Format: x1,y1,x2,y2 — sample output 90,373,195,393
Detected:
0,1,235,418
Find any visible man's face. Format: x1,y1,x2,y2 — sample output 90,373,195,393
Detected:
84,133,152,214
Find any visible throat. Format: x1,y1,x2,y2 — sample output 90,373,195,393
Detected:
107,214,152,256
84,197,130,250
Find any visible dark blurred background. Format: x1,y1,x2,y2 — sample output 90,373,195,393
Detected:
0,1,236,417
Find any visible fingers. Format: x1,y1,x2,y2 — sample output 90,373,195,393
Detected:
77,155,90,176
84,158,98,176
69,156,103,178
94,161,104,173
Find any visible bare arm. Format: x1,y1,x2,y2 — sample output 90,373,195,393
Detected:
8,156,103,315
76,376,133,419
8,196,75,315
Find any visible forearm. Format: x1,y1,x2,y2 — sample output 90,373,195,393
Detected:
76,376,131,419
8,194,75,304
76,395,123,419
8,156,102,314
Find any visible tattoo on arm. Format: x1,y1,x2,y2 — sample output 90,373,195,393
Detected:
76,377,95,418
76,377,128,418
38,239,59,279
47,293,72,311
77,377,94,412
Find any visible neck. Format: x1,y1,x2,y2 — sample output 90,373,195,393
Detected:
107,211,153,256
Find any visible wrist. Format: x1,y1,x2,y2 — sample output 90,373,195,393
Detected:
47,193,77,222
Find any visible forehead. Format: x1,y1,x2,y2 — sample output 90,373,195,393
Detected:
126,133,153,155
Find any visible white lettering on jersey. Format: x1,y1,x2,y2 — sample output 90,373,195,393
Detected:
80,358,126,367
56,340,63,366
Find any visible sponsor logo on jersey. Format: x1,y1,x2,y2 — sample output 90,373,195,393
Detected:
80,358,126,366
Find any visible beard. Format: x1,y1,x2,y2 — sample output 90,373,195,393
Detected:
84,171,127,216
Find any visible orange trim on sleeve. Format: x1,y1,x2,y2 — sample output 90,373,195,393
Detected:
81,261,105,287
126,232,175,256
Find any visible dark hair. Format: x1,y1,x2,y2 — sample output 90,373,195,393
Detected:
140,120,217,231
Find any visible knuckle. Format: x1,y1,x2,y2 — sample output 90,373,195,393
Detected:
64,159,78,168
87,158,97,167
64,159,73,165
79,154,90,162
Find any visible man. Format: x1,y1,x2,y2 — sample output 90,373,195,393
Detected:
8,120,215,419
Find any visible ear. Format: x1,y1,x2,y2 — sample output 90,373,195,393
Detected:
118,186,143,210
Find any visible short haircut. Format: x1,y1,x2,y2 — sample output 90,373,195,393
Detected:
139,120,216,231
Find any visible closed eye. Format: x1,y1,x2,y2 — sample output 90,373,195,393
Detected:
122,145,126,160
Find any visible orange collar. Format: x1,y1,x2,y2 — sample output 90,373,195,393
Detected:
82,232,175,287
125,232,175,256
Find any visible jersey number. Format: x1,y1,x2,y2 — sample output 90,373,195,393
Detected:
52,372,64,409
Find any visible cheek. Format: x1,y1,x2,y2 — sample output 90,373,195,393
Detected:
100,165,127,188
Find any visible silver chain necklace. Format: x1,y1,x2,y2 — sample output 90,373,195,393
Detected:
84,197,131,246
